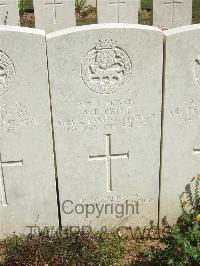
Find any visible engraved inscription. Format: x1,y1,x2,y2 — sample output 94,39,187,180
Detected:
0,51,15,96
81,40,132,95
0,102,39,133
193,56,200,85
0,152,23,206
170,97,200,122
89,134,129,192
79,194,154,205
57,98,156,132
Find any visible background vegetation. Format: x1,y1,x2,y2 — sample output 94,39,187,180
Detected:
19,0,200,25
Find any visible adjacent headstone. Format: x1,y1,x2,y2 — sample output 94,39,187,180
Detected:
0,26,58,237
139,0,141,10
161,25,200,225
153,0,192,29
47,24,163,229
33,0,76,33
0,0,19,26
97,0,139,24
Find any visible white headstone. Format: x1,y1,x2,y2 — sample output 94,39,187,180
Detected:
0,26,58,237
153,0,192,29
97,0,139,23
161,25,200,225
33,0,76,33
0,0,19,26
47,24,163,229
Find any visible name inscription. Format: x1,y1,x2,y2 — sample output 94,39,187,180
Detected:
171,97,200,122
0,102,39,133
78,193,154,205
58,98,156,132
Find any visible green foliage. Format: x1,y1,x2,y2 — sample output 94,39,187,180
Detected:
19,0,33,16
0,229,125,265
193,0,200,24
146,177,200,266
141,0,152,11
138,10,152,25
75,0,96,18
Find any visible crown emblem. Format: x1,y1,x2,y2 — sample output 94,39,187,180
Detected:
95,39,117,50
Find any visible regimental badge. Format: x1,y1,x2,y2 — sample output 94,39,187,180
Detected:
81,40,132,95
0,51,15,97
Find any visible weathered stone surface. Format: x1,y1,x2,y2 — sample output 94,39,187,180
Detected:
33,0,76,33
97,0,139,24
161,25,200,225
47,24,163,229
153,0,192,29
0,26,58,237
0,0,19,26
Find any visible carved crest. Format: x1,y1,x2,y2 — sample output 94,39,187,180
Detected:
81,40,132,94
0,51,15,96
193,56,200,85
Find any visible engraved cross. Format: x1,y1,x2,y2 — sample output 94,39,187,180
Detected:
164,0,182,23
109,0,127,22
0,2,5,8
0,1,6,18
193,146,200,174
193,144,200,152
0,1,8,25
45,0,63,24
0,153,23,206
89,134,129,192
193,146,200,157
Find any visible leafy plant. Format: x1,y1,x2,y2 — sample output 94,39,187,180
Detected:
138,10,152,25
146,176,200,266
75,0,93,18
141,0,152,11
18,0,33,16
